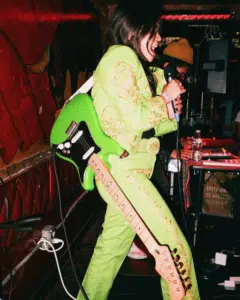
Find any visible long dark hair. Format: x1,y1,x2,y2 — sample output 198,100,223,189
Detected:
103,3,162,96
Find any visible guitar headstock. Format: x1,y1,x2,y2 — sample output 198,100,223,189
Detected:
151,245,190,300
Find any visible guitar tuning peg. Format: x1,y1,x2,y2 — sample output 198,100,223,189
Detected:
171,248,178,254
180,269,186,275
184,276,190,282
186,283,192,290
177,262,183,269
174,254,180,262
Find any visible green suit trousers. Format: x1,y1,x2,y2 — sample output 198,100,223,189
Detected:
77,153,200,300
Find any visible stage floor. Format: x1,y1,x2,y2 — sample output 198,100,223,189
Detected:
35,209,240,300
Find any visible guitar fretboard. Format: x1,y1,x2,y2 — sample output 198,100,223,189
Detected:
88,153,186,300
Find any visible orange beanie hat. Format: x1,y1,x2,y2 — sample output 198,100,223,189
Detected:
163,38,193,65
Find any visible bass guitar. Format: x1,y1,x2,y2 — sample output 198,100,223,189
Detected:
50,94,189,300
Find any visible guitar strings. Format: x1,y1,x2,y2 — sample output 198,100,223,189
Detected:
78,136,91,152
79,136,90,151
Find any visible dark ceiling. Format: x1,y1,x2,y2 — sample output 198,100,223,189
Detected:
92,0,240,45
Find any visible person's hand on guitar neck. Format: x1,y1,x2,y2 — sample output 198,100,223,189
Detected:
161,80,185,120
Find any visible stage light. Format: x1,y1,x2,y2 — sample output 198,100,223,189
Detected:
0,11,95,22
161,11,233,21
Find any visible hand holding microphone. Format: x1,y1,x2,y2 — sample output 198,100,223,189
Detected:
162,64,186,121
161,80,185,120
174,96,183,116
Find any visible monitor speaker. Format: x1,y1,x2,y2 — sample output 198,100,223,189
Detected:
206,39,229,94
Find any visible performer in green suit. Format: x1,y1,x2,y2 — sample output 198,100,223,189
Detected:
77,2,200,300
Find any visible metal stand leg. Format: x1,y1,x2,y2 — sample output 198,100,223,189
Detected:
169,172,174,199
192,169,205,247
193,215,199,247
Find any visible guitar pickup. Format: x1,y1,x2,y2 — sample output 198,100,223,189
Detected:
71,130,83,143
82,147,95,160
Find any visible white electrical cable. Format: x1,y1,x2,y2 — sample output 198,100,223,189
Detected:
38,238,64,253
37,238,76,300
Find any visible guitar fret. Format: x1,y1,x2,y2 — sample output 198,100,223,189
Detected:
111,187,119,198
107,181,115,193
125,208,136,222
139,230,151,244
135,224,145,236
119,201,131,214
143,235,157,251
114,193,125,206
131,217,144,233
100,173,109,185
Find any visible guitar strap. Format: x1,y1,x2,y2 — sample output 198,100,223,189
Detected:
61,75,94,110
69,76,93,99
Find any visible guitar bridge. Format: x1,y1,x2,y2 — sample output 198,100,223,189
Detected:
66,121,78,138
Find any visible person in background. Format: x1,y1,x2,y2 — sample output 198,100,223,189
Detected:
154,38,193,191
77,3,200,300
128,38,194,260
161,38,193,81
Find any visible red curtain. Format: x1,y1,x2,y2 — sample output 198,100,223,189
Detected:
0,0,63,163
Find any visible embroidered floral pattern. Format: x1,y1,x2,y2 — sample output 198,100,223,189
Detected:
134,168,152,177
92,51,169,154
146,137,160,155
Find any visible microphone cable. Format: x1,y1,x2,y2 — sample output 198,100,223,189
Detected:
175,120,191,245
52,147,89,300
164,64,191,244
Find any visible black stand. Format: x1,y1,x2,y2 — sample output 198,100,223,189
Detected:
0,215,42,299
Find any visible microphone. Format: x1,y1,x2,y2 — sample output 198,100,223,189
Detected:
164,64,180,122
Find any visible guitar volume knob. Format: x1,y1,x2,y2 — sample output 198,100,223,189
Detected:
64,142,71,149
57,144,64,150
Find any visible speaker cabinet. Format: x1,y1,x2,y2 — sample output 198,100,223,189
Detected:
206,39,229,94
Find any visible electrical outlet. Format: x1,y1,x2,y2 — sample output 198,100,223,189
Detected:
215,252,227,266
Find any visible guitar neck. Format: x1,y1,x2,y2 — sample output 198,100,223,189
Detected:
88,154,158,252
88,153,186,300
